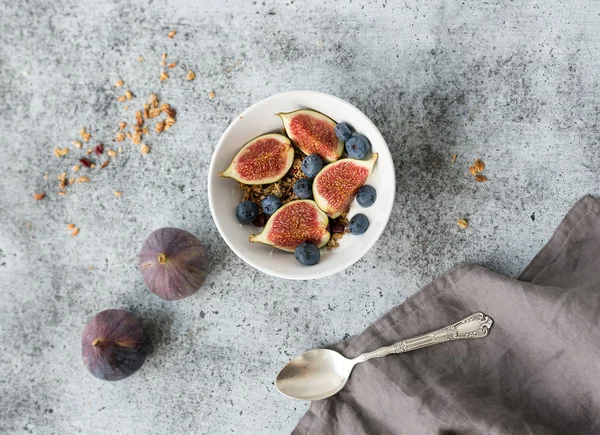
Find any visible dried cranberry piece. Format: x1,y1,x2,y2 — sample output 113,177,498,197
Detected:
252,213,268,227
94,144,104,155
79,158,93,168
330,222,346,234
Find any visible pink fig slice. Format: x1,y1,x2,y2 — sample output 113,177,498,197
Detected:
277,110,344,163
249,200,330,252
219,133,294,185
313,153,378,218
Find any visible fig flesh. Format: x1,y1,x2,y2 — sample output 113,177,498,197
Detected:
313,153,378,218
219,133,294,184
277,110,344,163
249,200,330,252
82,309,147,381
138,227,209,300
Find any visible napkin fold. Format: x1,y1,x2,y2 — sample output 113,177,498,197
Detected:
293,195,600,435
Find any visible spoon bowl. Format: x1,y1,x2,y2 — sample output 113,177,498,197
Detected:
276,349,357,400
276,312,493,401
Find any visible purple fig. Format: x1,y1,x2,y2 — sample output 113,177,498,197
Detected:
82,309,147,381
138,227,209,300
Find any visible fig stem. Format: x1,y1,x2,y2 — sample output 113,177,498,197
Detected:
92,338,102,347
158,253,167,264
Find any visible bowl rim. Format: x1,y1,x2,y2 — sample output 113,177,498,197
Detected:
207,90,396,280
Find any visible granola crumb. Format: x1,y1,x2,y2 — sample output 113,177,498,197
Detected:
140,144,150,154
33,193,45,200
168,62,177,69
72,140,82,148
160,71,169,81
66,223,75,230
132,133,142,144
57,172,67,181
107,149,117,157
123,105,129,111
115,79,124,87
72,165,80,172
149,107,161,118
155,121,165,133
71,228,80,237
186,70,195,81
165,116,176,127
457,219,469,229
113,191,122,197
124,90,133,100
137,56,144,62
469,166,477,176
474,159,485,173
58,179,67,189
475,174,487,183
101,160,109,168
77,176,90,183
119,121,127,130
86,149,93,155
148,94,158,108
208,91,215,100
68,178,75,185
53,147,69,157
43,174,48,179
162,52,167,61
135,110,143,127
452,153,457,164
58,190,67,196
82,132,91,142
168,30,177,39
115,132,125,142
117,95,127,102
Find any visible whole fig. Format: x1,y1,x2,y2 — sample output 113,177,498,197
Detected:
82,309,147,381
138,227,209,300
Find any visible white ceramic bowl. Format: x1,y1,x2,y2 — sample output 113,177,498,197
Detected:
208,91,395,280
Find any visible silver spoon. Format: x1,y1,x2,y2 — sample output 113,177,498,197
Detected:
276,312,493,401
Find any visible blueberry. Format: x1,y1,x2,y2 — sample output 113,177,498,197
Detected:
356,185,377,207
293,178,313,199
294,242,320,265
334,122,353,142
301,154,324,178
261,195,282,215
349,213,369,235
345,134,371,159
236,200,259,224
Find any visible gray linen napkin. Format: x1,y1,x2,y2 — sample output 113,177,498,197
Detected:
293,195,600,435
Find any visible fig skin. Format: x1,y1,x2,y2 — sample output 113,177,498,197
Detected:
138,227,209,300
82,309,147,381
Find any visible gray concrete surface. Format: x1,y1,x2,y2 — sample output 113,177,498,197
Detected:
1,0,599,433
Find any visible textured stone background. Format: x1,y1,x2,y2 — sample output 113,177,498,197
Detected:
1,0,599,433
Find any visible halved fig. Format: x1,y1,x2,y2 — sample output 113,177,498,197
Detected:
277,110,344,163
249,200,330,252
219,133,294,184
313,153,378,218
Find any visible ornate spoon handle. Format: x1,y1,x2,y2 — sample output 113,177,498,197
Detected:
358,312,493,363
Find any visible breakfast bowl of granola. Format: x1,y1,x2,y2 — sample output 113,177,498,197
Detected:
208,91,395,280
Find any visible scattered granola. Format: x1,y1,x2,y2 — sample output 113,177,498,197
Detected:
162,52,167,61
114,191,122,197
66,223,75,230
33,193,45,200
57,172,67,181
168,30,177,39
475,175,487,183
77,176,90,183
469,166,477,176
82,132,91,142
72,140,82,148
124,90,133,100
140,144,150,154
53,147,69,157
457,219,469,229
208,91,215,100
160,71,169,81
155,121,165,133
115,132,125,142
148,94,158,108
452,153,457,164
119,121,127,130
186,70,196,81
58,190,67,196
474,159,485,173
107,149,117,157
71,228,80,237
149,107,161,118
165,116,176,127
72,165,80,172
137,56,144,62
115,79,124,87
101,160,109,168
168,62,177,69
117,95,127,102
